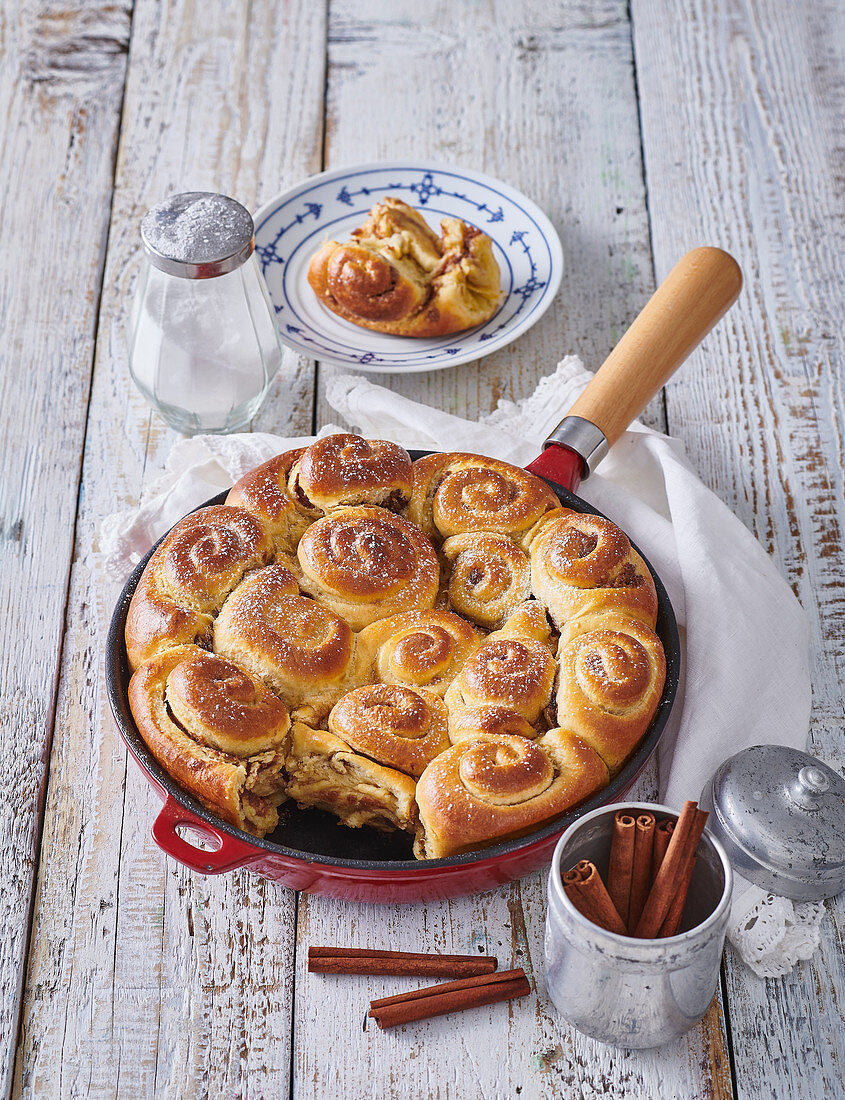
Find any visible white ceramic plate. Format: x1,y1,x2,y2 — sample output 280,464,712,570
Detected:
253,161,563,373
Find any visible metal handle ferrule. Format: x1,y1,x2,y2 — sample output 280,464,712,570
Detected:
543,416,609,478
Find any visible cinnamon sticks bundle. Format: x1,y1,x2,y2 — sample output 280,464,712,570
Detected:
562,861,627,935
633,801,708,939
563,800,708,939
368,969,530,1030
308,947,530,1029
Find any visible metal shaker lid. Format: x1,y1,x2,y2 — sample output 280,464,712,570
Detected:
141,192,254,279
700,745,845,901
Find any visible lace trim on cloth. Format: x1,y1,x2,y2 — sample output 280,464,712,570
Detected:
325,356,592,449
727,883,827,978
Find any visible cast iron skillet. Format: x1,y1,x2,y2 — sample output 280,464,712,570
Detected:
105,462,680,893
105,248,741,900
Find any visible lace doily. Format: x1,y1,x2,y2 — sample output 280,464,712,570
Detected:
727,883,827,978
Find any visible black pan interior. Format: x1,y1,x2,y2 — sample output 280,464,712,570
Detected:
105,453,680,870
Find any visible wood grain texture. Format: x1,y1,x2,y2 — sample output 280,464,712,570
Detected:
315,0,666,437
0,3,132,1092
6,0,842,1096
631,0,845,1096
13,1,325,1096
294,4,731,1099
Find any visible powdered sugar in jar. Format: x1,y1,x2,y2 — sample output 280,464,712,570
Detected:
128,192,282,434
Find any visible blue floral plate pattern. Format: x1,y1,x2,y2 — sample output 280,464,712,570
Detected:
253,161,563,373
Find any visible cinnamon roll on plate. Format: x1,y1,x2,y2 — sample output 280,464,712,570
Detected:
307,198,501,338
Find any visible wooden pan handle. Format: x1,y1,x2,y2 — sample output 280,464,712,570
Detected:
565,247,742,449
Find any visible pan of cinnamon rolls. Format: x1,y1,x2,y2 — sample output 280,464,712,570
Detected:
107,433,679,902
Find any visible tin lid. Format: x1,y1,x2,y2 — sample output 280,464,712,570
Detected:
140,192,254,278
701,745,845,901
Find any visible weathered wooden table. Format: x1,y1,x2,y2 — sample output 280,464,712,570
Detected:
2,1,843,1096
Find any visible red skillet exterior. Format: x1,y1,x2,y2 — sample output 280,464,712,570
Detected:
106,462,679,903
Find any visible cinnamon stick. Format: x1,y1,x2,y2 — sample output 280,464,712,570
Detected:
627,813,656,931
563,860,627,936
634,802,709,939
367,968,530,1029
658,854,698,937
606,811,636,926
307,947,497,978
651,817,675,882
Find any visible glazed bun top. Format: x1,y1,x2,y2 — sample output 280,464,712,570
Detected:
287,434,413,515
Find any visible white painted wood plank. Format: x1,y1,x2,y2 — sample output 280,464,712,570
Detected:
296,4,732,1099
16,0,841,1095
13,1,326,1096
631,0,845,1096
0,3,132,1092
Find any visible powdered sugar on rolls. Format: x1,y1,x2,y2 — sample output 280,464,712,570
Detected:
125,505,274,670
128,645,290,835
358,609,482,696
295,506,440,631
124,434,666,851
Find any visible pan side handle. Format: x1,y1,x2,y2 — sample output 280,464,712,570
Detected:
151,795,265,874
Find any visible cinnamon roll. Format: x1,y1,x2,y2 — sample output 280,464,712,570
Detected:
128,645,290,836
442,532,531,630
287,434,413,515
213,564,360,717
295,506,439,630
358,609,482,696
285,722,418,833
328,684,450,778
444,637,557,725
125,505,274,671
413,731,609,859
555,617,666,773
408,453,558,543
226,447,315,554
529,509,658,632
307,197,501,337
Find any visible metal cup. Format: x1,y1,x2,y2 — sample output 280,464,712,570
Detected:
544,802,732,1049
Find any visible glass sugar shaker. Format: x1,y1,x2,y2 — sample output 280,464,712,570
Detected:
128,192,283,434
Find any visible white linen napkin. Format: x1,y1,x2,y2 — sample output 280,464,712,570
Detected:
100,357,821,974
